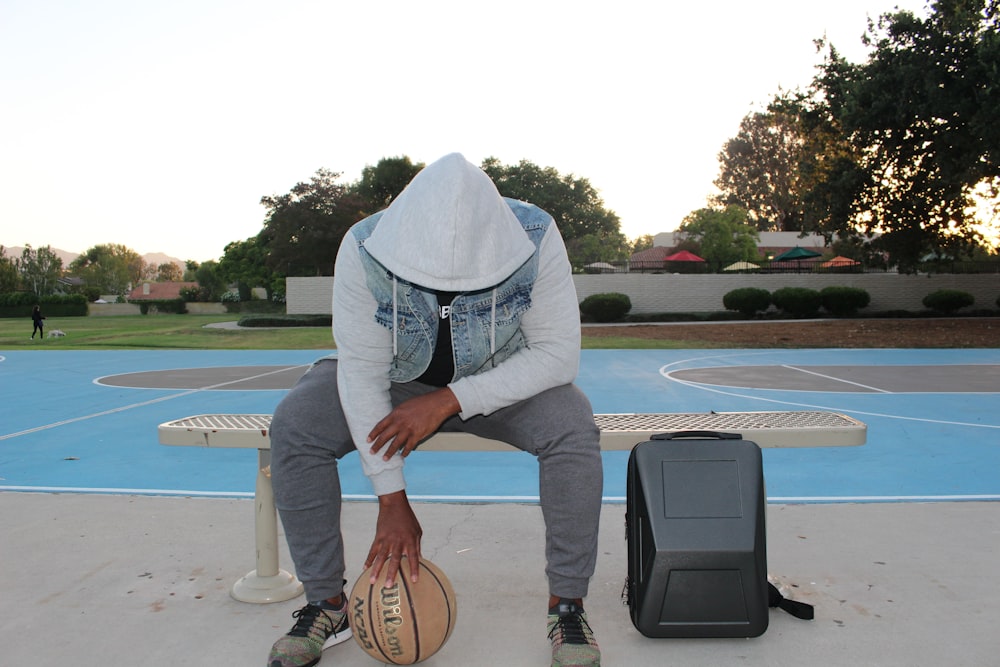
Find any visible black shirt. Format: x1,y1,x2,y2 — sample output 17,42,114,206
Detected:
415,291,459,386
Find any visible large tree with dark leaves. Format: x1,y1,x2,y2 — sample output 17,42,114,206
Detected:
714,110,807,232
69,243,142,296
353,156,425,211
258,168,367,276
218,236,280,300
479,157,627,267
805,0,999,271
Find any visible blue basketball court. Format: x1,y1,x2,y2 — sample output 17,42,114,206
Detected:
1,348,998,503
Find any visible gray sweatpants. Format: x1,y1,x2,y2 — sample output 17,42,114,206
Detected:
270,358,603,603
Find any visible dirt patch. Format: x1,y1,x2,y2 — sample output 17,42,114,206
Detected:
582,317,1000,348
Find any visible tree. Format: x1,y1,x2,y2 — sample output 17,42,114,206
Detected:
183,260,199,282
156,262,183,282
194,260,227,301
218,237,279,300
630,234,655,254
480,157,626,268
0,246,20,293
258,168,367,276
17,244,63,296
804,0,1000,270
677,206,760,272
69,243,143,296
565,230,631,268
715,110,807,231
480,157,622,240
353,156,425,211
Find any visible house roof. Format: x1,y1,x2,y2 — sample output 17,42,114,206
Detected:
628,246,672,262
127,282,198,301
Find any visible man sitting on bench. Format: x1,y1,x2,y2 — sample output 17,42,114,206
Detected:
267,153,604,667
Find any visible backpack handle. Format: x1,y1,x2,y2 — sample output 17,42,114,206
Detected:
650,430,743,441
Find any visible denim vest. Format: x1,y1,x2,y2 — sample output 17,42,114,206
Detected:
349,198,551,383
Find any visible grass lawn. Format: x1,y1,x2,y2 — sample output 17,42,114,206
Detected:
1,314,716,350
2,314,336,350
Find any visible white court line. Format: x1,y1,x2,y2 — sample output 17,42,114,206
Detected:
659,355,1000,430
4,486,999,504
0,365,309,441
0,485,255,498
781,364,893,393
92,364,309,391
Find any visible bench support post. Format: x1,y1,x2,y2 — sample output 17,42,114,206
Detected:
230,449,303,604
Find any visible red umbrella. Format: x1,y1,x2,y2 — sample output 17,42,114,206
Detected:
662,250,705,262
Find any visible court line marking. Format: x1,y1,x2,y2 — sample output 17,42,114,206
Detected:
659,353,1000,430
92,364,310,391
781,364,893,393
0,365,309,441
3,486,998,504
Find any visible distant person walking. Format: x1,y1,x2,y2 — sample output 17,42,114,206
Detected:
31,305,45,339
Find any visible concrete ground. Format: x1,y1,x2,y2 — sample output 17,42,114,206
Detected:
3,492,998,667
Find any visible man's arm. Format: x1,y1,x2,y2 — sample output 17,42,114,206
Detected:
332,237,407,496
448,223,582,418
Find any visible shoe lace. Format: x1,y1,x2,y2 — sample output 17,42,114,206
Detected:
287,605,333,641
548,609,595,646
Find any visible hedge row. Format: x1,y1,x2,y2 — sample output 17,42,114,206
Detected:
724,286,872,318
0,293,88,318
723,287,985,318
236,314,332,328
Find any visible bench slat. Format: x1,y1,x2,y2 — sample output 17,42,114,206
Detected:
159,411,866,450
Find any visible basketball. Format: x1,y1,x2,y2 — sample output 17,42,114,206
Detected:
348,556,458,664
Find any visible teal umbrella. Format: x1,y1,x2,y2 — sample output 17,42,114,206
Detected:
774,246,822,261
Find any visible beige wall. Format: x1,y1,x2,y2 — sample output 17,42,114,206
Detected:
286,273,999,316
572,273,1000,314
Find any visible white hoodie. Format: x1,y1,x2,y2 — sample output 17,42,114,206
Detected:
332,153,582,495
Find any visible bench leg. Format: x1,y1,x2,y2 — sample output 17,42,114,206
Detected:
230,449,304,604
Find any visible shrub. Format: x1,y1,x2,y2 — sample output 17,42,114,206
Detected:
922,289,974,315
137,298,187,315
771,287,822,318
722,287,771,318
237,314,331,327
820,286,871,317
179,286,201,302
579,292,632,323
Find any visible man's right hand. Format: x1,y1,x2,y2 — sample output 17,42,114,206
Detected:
365,489,423,587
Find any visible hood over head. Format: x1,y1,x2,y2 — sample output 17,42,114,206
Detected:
363,152,536,292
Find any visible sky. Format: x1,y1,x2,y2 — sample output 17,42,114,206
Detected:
1,0,932,264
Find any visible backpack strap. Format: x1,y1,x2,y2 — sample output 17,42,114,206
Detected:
768,582,814,620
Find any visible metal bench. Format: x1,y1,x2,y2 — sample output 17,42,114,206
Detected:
158,410,866,603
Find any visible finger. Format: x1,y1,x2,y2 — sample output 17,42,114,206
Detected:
407,551,421,583
367,415,397,451
368,551,389,584
382,553,401,588
367,427,391,453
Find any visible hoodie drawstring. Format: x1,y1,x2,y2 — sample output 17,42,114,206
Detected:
490,287,497,362
392,276,398,359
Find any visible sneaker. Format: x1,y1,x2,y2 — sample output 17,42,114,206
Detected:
268,602,352,667
547,600,601,667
